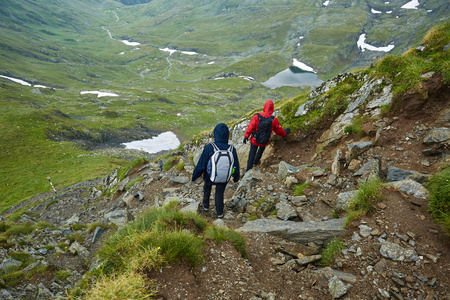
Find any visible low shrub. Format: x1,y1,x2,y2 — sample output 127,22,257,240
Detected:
126,177,144,190
205,226,248,259
320,238,344,266
345,179,383,227
82,272,156,300
426,167,450,235
344,116,367,137
294,182,310,196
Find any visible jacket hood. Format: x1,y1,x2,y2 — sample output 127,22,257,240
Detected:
263,100,274,115
213,123,229,143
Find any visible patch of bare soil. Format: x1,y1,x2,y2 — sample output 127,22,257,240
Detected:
341,186,450,299
151,235,323,300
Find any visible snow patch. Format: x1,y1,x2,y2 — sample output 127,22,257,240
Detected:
401,0,419,9
357,34,394,52
122,131,181,154
80,91,119,98
293,59,316,73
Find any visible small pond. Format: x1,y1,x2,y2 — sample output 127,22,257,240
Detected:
261,66,324,89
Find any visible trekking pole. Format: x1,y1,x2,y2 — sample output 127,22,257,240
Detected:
47,177,56,192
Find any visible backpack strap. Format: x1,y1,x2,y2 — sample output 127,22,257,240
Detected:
211,142,219,152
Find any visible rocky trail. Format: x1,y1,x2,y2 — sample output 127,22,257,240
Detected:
0,72,449,300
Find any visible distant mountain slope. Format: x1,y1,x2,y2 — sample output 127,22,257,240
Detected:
0,0,447,85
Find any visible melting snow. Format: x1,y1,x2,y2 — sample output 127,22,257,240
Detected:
160,47,177,55
293,59,316,73
122,131,181,154
121,40,140,46
357,34,394,52
0,75,49,88
181,51,197,55
401,0,419,9
80,91,119,98
0,75,31,86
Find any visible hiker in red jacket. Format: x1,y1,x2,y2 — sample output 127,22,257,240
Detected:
243,100,290,172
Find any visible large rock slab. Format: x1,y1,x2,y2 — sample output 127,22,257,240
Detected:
238,218,345,244
387,166,419,182
389,179,429,200
423,127,450,144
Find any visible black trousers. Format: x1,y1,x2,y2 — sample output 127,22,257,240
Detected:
246,143,266,171
203,181,227,215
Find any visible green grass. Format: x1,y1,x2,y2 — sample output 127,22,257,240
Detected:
294,182,310,196
205,226,247,259
320,237,344,266
281,74,363,133
125,177,144,190
371,22,450,96
1,271,24,287
253,197,267,208
344,116,368,137
72,202,247,298
344,179,383,227
426,167,450,235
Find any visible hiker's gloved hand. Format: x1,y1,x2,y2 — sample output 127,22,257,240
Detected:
285,128,291,135
243,137,248,144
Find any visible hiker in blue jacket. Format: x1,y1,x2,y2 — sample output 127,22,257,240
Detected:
192,123,240,218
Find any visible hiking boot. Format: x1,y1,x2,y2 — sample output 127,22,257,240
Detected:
213,212,223,218
202,204,209,211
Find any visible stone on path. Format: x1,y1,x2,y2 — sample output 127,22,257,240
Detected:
238,218,345,244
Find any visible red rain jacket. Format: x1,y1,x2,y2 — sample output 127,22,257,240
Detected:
244,100,287,147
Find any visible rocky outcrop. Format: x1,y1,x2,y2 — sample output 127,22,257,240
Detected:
316,77,394,150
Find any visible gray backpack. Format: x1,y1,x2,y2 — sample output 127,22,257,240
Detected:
207,143,234,183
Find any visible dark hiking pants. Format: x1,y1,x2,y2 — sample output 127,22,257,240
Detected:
203,182,227,215
246,143,266,171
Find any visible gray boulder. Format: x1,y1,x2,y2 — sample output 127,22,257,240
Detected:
295,101,313,117
336,190,358,212
345,142,373,164
276,201,298,221
353,158,380,182
423,127,450,144
329,276,348,299
68,241,91,267
238,218,345,244
386,166,424,183
1,258,23,274
278,161,302,181
380,241,419,262
389,179,429,200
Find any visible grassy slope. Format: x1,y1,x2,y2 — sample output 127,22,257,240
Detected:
0,83,129,213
